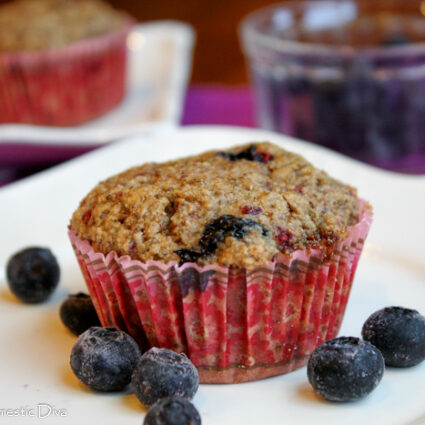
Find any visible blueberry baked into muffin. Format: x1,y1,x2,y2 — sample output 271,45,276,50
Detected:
69,142,372,383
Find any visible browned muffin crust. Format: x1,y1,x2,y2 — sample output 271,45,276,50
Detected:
70,142,360,268
0,0,129,52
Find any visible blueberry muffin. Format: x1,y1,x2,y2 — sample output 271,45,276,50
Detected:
0,0,133,125
0,0,128,52
69,142,372,383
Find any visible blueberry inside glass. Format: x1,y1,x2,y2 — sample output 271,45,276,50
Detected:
241,1,425,173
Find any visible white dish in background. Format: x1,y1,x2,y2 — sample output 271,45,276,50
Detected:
0,21,194,146
0,126,424,425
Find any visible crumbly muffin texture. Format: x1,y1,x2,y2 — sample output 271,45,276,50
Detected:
70,142,360,268
0,0,129,52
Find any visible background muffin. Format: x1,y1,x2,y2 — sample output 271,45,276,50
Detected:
0,0,133,126
69,142,372,383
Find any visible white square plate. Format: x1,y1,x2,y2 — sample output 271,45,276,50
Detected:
0,21,194,146
0,126,424,425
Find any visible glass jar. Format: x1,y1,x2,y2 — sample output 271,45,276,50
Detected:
240,1,425,173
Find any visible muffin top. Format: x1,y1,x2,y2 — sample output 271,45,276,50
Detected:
70,142,361,268
0,0,129,52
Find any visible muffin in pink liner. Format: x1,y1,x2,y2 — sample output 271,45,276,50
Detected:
68,142,372,383
0,0,133,126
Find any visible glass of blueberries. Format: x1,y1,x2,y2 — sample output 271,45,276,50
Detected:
240,0,425,173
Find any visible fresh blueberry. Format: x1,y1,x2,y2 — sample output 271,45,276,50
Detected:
70,327,141,392
60,293,101,336
132,347,199,407
6,247,60,303
307,336,384,402
143,397,201,425
362,306,425,367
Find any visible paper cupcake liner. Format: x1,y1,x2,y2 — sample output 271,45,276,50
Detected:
69,202,372,384
0,22,133,126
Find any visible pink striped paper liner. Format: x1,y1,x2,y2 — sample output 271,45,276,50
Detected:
0,22,133,126
69,202,372,384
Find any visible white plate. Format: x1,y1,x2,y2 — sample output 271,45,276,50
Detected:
0,21,194,146
0,126,424,425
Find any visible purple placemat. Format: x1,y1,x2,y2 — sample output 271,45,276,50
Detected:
0,144,96,186
182,85,255,127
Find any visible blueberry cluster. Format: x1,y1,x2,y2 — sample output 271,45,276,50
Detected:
5,246,202,422
70,333,200,422
308,306,425,402
176,214,268,265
